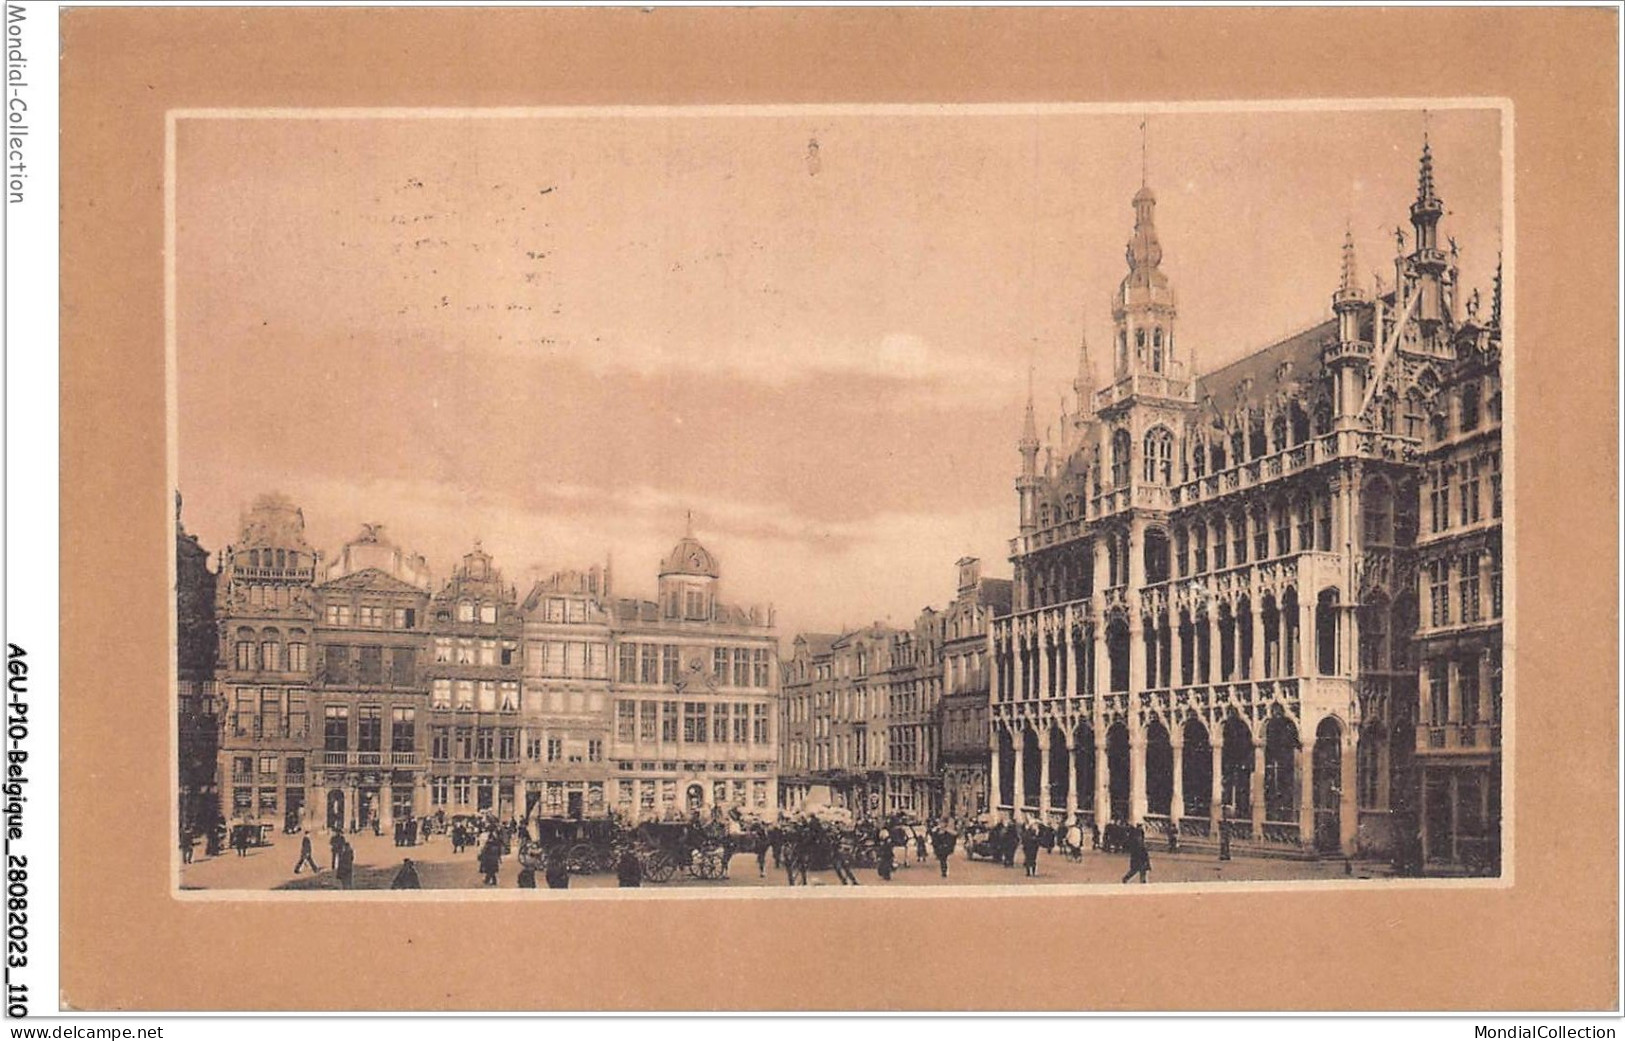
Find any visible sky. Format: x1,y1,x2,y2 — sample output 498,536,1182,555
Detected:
174,105,1503,642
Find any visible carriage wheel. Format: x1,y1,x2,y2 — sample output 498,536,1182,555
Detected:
644,850,677,883
696,849,726,880
566,842,596,874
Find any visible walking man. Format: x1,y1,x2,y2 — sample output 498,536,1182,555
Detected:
329,829,345,870
930,823,957,879
293,831,320,874
1021,824,1042,878
1121,826,1152,884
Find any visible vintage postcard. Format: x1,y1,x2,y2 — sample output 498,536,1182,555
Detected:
170,102,1508,897
42,4,1618,1015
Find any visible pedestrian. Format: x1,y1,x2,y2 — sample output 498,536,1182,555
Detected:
293,831,320,874
420,817,432,845
876,837,895,881
179,832,194,865
390,858,421,889
754,827,769,879
768,822,784,870
517,862,538,889
330,829,345,870
337,840,355,890
478,838,502,886
544,852,571,890
930,824,957,879
1002,823,1019,868
914,827,927,865
1121,826,1151,884
1167,823,1180,853
1219,829,1232,861
616,847,643,888
1021,825,1042,878
1090,822,1101,851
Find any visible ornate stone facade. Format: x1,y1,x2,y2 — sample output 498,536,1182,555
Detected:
991,142,1502,869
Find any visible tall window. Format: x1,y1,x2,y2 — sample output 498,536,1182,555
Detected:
1232,513,1247,566
1490,547,1503,617
431,727,450,760
1428,660,1448,725
1213,519,1228,570
640,701,659,742
1429,561,1450,628
1458,655,1481,724
616,700,637,742
713,648,728,684
287,639,308,673
1316,496,1333,550
752,649,770,688
391,706,415,753
661,645,680,684
1193,524,1208,573
323,705,349,752
733,703,751,744
356,706,382,752
683,703,707,743
1151,327,1164,372
713,704,730,743
1252,507,1269,560
753,704,770,744
1112,429,1132,487
733,648,750,687
1273,501,1291,556
1460,381,1481,431
1459,552,1482,623
661,701,679,743
1143,427,1174,484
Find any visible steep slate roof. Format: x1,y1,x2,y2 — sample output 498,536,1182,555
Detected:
1194,318,1336,423
795,633,840,657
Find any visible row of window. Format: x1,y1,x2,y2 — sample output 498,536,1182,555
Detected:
232,631,309,673
523,640,610,680
1425,550,1504,629
427,726,522,762
240,548,305,571
323,604,419,629
321,644,418,687
1427,457,1503,535
610,699,772,745
1425,651,1503,727
321,704,417,753
228,753,306,782
429,679,520,712
433,636,519,667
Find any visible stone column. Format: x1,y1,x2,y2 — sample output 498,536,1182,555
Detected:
1129,615,1146,693
1011,628,1026,705
1011,722,1026,817
1034,626,1048,701
1205,610,1220,685
1297,738,1316,853
1128,731,1147,824
1209,739,1225,826
1093,731,1109,825
1037,727,1052,816
988,723,1002,812
1065,729,1079,816
1250,740,1267,839
1340,729,1359,855
1172,614,1186,688
1170,732,1185,825
1252,598,1267,682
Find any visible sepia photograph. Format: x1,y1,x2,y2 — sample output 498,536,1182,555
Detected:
169,102,1508,897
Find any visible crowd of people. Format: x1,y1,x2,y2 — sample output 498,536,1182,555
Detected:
190,801,1191,890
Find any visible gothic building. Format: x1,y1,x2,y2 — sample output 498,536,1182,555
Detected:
311,525,432,831
939,558,1012,819
990,141,1503,872
425,544,524,820
213,493,320,833
605,527,780,818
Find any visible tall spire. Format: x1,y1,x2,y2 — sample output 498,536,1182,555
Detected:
1140,116,1148,187
1417,136,1438,208
1340,224,1359,293
1020,366,1039,449
1073,327,1096,418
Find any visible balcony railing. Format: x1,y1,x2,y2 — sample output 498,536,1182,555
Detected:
1418,724,1501,754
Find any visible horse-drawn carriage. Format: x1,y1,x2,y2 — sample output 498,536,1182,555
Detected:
530,816,623,875
632,820,734,882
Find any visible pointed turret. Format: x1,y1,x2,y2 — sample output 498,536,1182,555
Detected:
1018,369,1039,476
1072,328,1096,421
